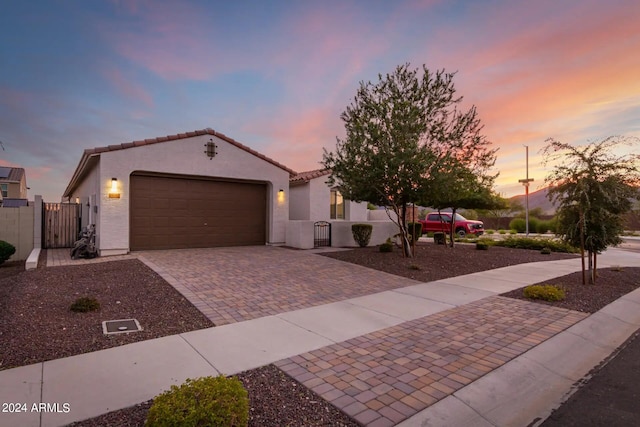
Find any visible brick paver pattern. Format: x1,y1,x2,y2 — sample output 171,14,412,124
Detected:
137,246,420,325
46,248,135,267
275,296,588,427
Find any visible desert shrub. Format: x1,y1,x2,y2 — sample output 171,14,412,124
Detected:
509,229,517,234
379,238,393,252
536,220,551,234
146,376,249,427
0,240,16,265
494,236,578,253
407,222,423,242
540,247,552,255
498,229,506,234
523,285,566,302
433,232,446,245
408,264,421,270
485,229,495,235
509,218,526,233
476,242,489,250
351,224,373,248
70,297,100,313
426,231,434,238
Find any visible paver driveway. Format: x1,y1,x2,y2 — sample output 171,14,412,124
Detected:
137,246,420,325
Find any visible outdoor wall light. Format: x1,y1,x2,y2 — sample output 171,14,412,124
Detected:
277,188,285,204
108,177,120,199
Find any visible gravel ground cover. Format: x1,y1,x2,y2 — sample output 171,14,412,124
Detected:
320,241,578,281
2,246,638,426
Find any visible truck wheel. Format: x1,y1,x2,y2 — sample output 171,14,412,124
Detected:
456,228,466,238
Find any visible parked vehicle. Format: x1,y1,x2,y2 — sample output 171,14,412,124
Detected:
70,224,98,259
418,212,484,237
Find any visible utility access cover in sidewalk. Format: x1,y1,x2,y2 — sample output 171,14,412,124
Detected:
102,319,142,335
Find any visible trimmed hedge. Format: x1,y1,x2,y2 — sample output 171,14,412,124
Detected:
351,224,373,247
494,236,578,253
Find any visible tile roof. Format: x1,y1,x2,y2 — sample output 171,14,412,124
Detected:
64,128,298,197
83,128,296,175
289,168,331,183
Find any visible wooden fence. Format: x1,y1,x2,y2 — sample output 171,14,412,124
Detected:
43,203,80,248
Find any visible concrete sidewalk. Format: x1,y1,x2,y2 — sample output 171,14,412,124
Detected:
1,248,639,427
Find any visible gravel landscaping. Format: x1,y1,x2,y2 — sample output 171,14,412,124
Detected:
2,244,639,426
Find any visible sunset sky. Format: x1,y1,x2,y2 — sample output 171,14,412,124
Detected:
1,0,639,202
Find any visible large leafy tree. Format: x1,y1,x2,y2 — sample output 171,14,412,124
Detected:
543,136,640,284
323,63,496,256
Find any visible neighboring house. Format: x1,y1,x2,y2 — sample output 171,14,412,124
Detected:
289,169,368,222
0,167,28,200
62,129,295,256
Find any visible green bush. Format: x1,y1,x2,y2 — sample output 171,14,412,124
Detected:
351,223,373,247
476,242,489,250
433,232,446,245
498,229,507,234
536,220,551,234
523,285,566,302
0,240,16,265
408,264,421,270
379,238,393,252
494,236,578,253
509,229,517,234
540,247,551,255
70,297,100,313
486,229,495,235
509,218,526,233
426,231,434,238
146,376,249,427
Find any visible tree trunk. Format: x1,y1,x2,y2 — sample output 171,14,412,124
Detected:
593,252,598,285
580,209,586,285
400,202,413,258
588,250,594,285
449,208,457,248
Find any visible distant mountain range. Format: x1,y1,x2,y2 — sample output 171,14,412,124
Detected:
509,187,557,215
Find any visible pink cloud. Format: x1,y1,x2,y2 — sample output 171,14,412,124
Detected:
101,66,154,108
244,106,342,172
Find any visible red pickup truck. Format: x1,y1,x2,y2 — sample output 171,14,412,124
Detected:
418,212,484,237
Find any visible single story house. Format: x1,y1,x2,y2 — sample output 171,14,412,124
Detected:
63,129,294,255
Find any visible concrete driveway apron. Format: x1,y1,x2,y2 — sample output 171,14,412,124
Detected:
137,246,421,326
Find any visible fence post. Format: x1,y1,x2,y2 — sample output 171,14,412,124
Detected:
33,195,42,249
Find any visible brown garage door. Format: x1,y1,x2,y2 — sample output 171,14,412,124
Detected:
130,174,266,250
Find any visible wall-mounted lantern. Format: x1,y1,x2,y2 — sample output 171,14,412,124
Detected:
204,139,218,159
277,188,285,204
108,177,120,198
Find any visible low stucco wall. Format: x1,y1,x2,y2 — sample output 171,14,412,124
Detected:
330,221,398,247
286,220,398,249
0,205,34,261
286,220,315,249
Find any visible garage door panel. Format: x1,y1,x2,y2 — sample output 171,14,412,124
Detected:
130,175,266,250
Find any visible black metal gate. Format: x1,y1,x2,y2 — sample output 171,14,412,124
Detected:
314,221,331,248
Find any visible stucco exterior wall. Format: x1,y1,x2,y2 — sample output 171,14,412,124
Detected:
308,177,331,221
329,221,398,247
289,184,310,220
80,134,289,254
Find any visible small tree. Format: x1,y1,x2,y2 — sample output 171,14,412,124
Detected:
543,136,640,284
323,64,474,257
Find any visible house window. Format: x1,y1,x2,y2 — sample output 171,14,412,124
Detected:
330,189,344,219
0,184,7,198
